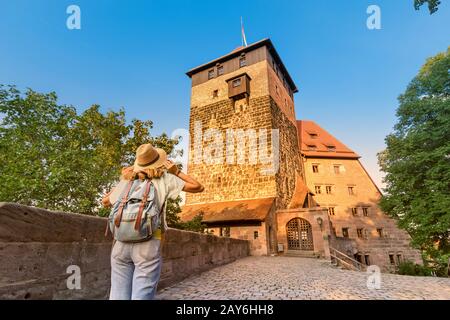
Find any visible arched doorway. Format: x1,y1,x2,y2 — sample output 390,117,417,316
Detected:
286,218,314,251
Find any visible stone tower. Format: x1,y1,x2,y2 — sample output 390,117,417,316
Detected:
184,39,302,210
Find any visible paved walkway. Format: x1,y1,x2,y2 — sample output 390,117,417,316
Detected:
157,256,450,300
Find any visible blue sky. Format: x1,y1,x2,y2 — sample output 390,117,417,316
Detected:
1,0,449,188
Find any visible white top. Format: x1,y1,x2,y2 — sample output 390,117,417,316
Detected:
108,172,185,229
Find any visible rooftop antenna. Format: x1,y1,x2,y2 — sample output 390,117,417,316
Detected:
241,16,248,47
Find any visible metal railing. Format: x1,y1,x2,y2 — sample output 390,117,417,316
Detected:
329,247,367,272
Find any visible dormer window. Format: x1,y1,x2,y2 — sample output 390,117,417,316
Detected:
208,69,215,80
309,133,318,139
327,145,336,152
239,56,246,68
307,145,317,151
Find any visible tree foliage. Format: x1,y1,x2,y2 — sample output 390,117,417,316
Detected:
0,86,181,216
414,0,441,14
165,196,206,232
378,48,450,271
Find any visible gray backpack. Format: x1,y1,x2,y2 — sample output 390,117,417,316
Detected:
107,178,162,243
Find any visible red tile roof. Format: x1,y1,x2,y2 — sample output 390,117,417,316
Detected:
297,120,360,159
181,197,276,224
288,175,314,209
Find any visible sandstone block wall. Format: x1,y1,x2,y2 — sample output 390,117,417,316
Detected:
186,95,302,209
0,203,250,300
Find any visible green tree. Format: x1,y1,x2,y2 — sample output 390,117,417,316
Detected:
378,48,450,274
0,85,182,217
414,0,441,14
165,196,206,233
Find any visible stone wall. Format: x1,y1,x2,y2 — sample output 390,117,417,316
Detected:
185,95,302,209
0,203,250,300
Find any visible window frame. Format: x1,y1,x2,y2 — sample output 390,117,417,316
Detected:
362,207,369,217
342,228,349,238
333,165,341,174
208,69,215,80
315,185,322,194
357,228,364,238
232,78,241,88
377,228,383,238
348,186,355,195
328,207,335,216
239,56,247,68
217,65,224,76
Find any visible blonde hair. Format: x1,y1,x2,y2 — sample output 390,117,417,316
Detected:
121,166,165,181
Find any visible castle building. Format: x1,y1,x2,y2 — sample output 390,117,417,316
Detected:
181,39,421,270
297,120,422,268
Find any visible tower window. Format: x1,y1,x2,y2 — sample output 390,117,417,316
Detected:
325,185,332,194
212,89,218,98
312,164,319,173
239,56,246,68
342,228,349,238
208,69,215,79
351,207,358,216
254,231,259,239
315,186,321,194
217,65,224,76
232,78,241,87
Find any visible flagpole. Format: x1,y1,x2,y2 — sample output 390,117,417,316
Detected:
241,16,244,47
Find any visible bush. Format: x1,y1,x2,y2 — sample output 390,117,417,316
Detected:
397,261,433,276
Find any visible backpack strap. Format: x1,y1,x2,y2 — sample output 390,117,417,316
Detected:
134,179,153,231
114,179,134,228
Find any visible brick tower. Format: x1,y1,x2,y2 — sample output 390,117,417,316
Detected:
184,39,302,210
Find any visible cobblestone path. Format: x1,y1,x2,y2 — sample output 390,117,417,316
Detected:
157,256,450,300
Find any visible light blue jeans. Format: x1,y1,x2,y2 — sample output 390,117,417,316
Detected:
109,238,162,300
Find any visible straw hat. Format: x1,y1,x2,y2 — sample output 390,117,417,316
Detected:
133,144,167,172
